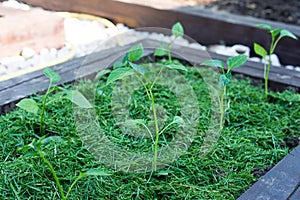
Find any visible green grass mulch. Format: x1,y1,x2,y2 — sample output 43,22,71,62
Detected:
0,66,299,199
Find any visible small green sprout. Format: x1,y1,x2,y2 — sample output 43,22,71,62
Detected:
106,39,186,171
19,136,111,200
254,24,298,98
17,68,62,134
154,22,184,63
16,68,105,199
201,55,248,130
16,68,92,135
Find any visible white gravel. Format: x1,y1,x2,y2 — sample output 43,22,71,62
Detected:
0,0,299,79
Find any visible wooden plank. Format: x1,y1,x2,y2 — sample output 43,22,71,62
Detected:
238,145,300,200
17,0,300,66
290,185,300,200
0,44,133,111
1,39,300,114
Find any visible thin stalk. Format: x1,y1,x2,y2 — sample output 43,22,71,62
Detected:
150,89,160,171
37,148,66,200
150,66,165,90
168,44,172,62
263,59,268,98
134,73,160,170
65,175,83,199
265,35,277,98
40,81,52,134
264,56,272,98
158,121,176,136
219,86,226,130
139,123,155,144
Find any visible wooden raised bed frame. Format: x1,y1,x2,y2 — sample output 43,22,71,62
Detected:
0,39,299,199
1,0,300,198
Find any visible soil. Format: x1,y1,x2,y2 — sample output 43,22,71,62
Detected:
174,0,300,26
251,165,272,178
280,136,300,149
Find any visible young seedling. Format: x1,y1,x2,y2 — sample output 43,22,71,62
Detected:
201,55,247,130
16,68,93,135
16,68,103,199
154,22,184,62
16,68,61,135
19,136,110,200
254,24,298,98
106,41,186,171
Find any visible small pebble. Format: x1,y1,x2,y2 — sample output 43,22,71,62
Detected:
189,43,206,50
21,47,36,59
2,0,30,10
231,44,250,57
40,48,50,55
262,54,281,67
208,45,235,56
248,57,261,63
285,65,294,70
1,56,25,66
0,65,8,76
295,67,300,72
50,48,58,55
6,62,22,73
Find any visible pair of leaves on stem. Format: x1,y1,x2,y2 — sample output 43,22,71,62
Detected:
254,24,298,58
154,22,184,57
16,68,93,114
19,135,111,178
108,43,146,85
201,55,248,87
107,42,187,85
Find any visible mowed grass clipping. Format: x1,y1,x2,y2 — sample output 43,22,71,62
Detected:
0,66,299,199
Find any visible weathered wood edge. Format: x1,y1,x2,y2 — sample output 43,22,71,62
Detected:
18,0,300,66
238,145,300,200
1,39,300,198
1,38,300,114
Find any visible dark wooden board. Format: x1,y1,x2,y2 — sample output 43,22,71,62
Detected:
18,0,300,66
238,145,300,200
290,185,300,200
1,39,300,114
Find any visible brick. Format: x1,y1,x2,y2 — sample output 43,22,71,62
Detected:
0,5,65,58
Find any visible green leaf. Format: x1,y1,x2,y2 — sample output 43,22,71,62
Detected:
68,90,93,108
280,29,298,40
172,22,184,37
219,73,231,87
127,43,144,62
113,61,126,69
201,59,225,69
41,136,64,145
155,170,172,176
16,99,39,114
164,62,188,71
257,24,272,31
254,43,268,58
107,68,133,85
43,68,61,84
81,169,111,177
227,55,247,71
270,29,281,37
129,62,148,75
18,143,35,153
94,69,111,81
173,116,184,124
154,47,168,57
